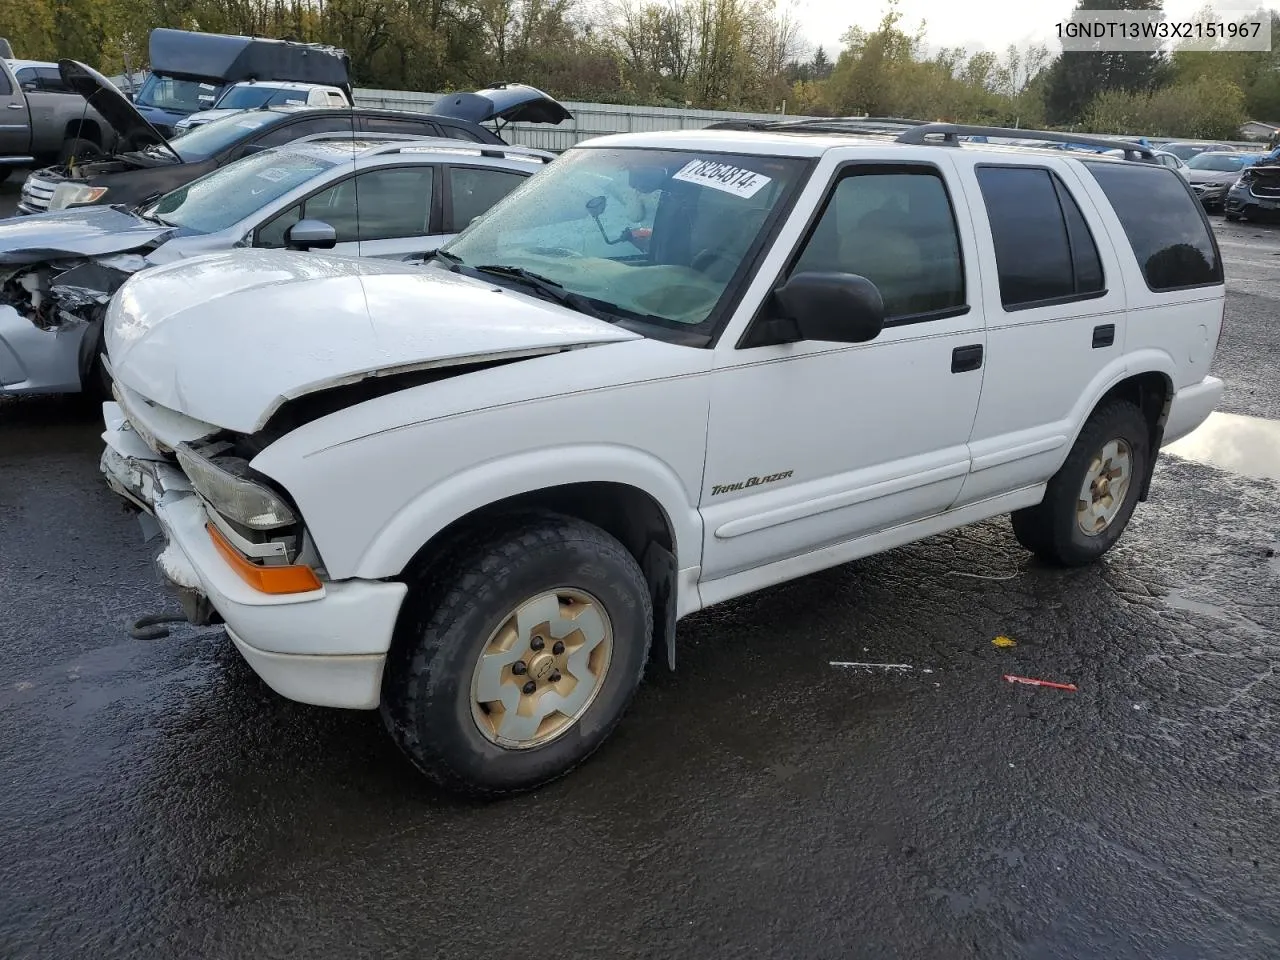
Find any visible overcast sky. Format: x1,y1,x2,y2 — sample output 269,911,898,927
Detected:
791,0,1278,56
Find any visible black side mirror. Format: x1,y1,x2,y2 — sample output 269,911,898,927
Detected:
284,219,337,251
769,272,885,344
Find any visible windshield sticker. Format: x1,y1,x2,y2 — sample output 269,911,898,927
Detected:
672,159,772,198
285,99,305,105
198,94,216,101
199,83,216,90
257,167,292,183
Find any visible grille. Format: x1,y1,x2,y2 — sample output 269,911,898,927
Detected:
17,176,56,214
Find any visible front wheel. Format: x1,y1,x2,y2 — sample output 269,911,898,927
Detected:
381,512,653,797
1010,399,1150,567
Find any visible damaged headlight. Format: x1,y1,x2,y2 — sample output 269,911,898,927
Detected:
49,183,109,211
174,443,297,531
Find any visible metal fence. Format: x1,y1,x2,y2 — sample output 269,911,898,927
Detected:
352,88,820,151
107,73,1267,151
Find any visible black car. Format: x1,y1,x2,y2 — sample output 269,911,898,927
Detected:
17,62,571,215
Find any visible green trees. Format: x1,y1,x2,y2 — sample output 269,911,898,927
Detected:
0,0,1268,136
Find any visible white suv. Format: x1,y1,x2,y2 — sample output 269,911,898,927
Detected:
98,123,1225,797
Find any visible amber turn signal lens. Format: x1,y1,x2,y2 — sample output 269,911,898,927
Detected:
207,523,322,595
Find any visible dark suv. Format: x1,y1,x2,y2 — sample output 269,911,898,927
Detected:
17,62,570,215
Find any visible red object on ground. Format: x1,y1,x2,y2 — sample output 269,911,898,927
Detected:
1003,674,1078,692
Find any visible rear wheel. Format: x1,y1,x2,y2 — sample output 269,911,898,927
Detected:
1225,212,1241,221
381,512,653,797
1011,399,1150,567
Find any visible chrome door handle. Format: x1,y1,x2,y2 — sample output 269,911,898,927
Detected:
7,103,25,110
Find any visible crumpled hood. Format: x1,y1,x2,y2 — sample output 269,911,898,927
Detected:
0,206,174,264
105,249,641,434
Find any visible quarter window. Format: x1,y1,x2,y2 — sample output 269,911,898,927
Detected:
789,166,966,322
976,166,1105,309
1084,161,1222,291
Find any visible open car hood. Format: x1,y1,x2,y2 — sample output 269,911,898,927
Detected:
58,59,178,159
105,250,639,434
430,83,572,126
0,206,173,265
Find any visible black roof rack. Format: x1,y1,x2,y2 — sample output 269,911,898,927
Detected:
706,116,932,136
895,123,1157,162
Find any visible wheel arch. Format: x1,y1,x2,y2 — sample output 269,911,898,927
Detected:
1071,355,1175,502
346,448,703,670
62,118,102,146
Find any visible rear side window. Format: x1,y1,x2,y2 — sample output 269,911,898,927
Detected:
439,123,488,144
976,165,1105,309
1084,161,1222,291
448,166,527,230
363,117,440,138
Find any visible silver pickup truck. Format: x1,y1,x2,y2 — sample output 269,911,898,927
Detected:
0,57,114,180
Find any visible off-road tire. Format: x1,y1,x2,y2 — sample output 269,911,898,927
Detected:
380,511,653,798
1010,399,1150,567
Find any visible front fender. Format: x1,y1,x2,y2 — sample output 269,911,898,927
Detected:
347,444,703,581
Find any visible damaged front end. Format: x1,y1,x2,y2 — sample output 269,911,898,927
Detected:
0,253,146,395
101,386,328,627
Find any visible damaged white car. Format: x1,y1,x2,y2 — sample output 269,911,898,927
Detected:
99,127,1224,796
1,136,549,396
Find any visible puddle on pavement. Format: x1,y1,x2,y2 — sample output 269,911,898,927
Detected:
1162,411,1280,483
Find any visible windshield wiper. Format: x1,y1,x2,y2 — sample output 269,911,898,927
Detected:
430,249,462,266
471,264,614,322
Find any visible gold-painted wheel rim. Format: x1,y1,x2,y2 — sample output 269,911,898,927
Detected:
469,589,614,750
1076,438,1133,536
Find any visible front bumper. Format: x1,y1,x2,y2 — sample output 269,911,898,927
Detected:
0,305,87,394
100,402,408,709
1192,184,1227,207
1225,189,1280,218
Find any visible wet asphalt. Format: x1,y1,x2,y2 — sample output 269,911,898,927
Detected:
1,182,1278,959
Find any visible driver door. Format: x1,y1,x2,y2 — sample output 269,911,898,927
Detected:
697,158,988,584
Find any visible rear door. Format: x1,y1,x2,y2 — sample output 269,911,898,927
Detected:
440,163,531,245
352,164,439,257
949,158,1129,506
0,62,31,159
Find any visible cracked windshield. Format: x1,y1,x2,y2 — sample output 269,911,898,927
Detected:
441,148,807,329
